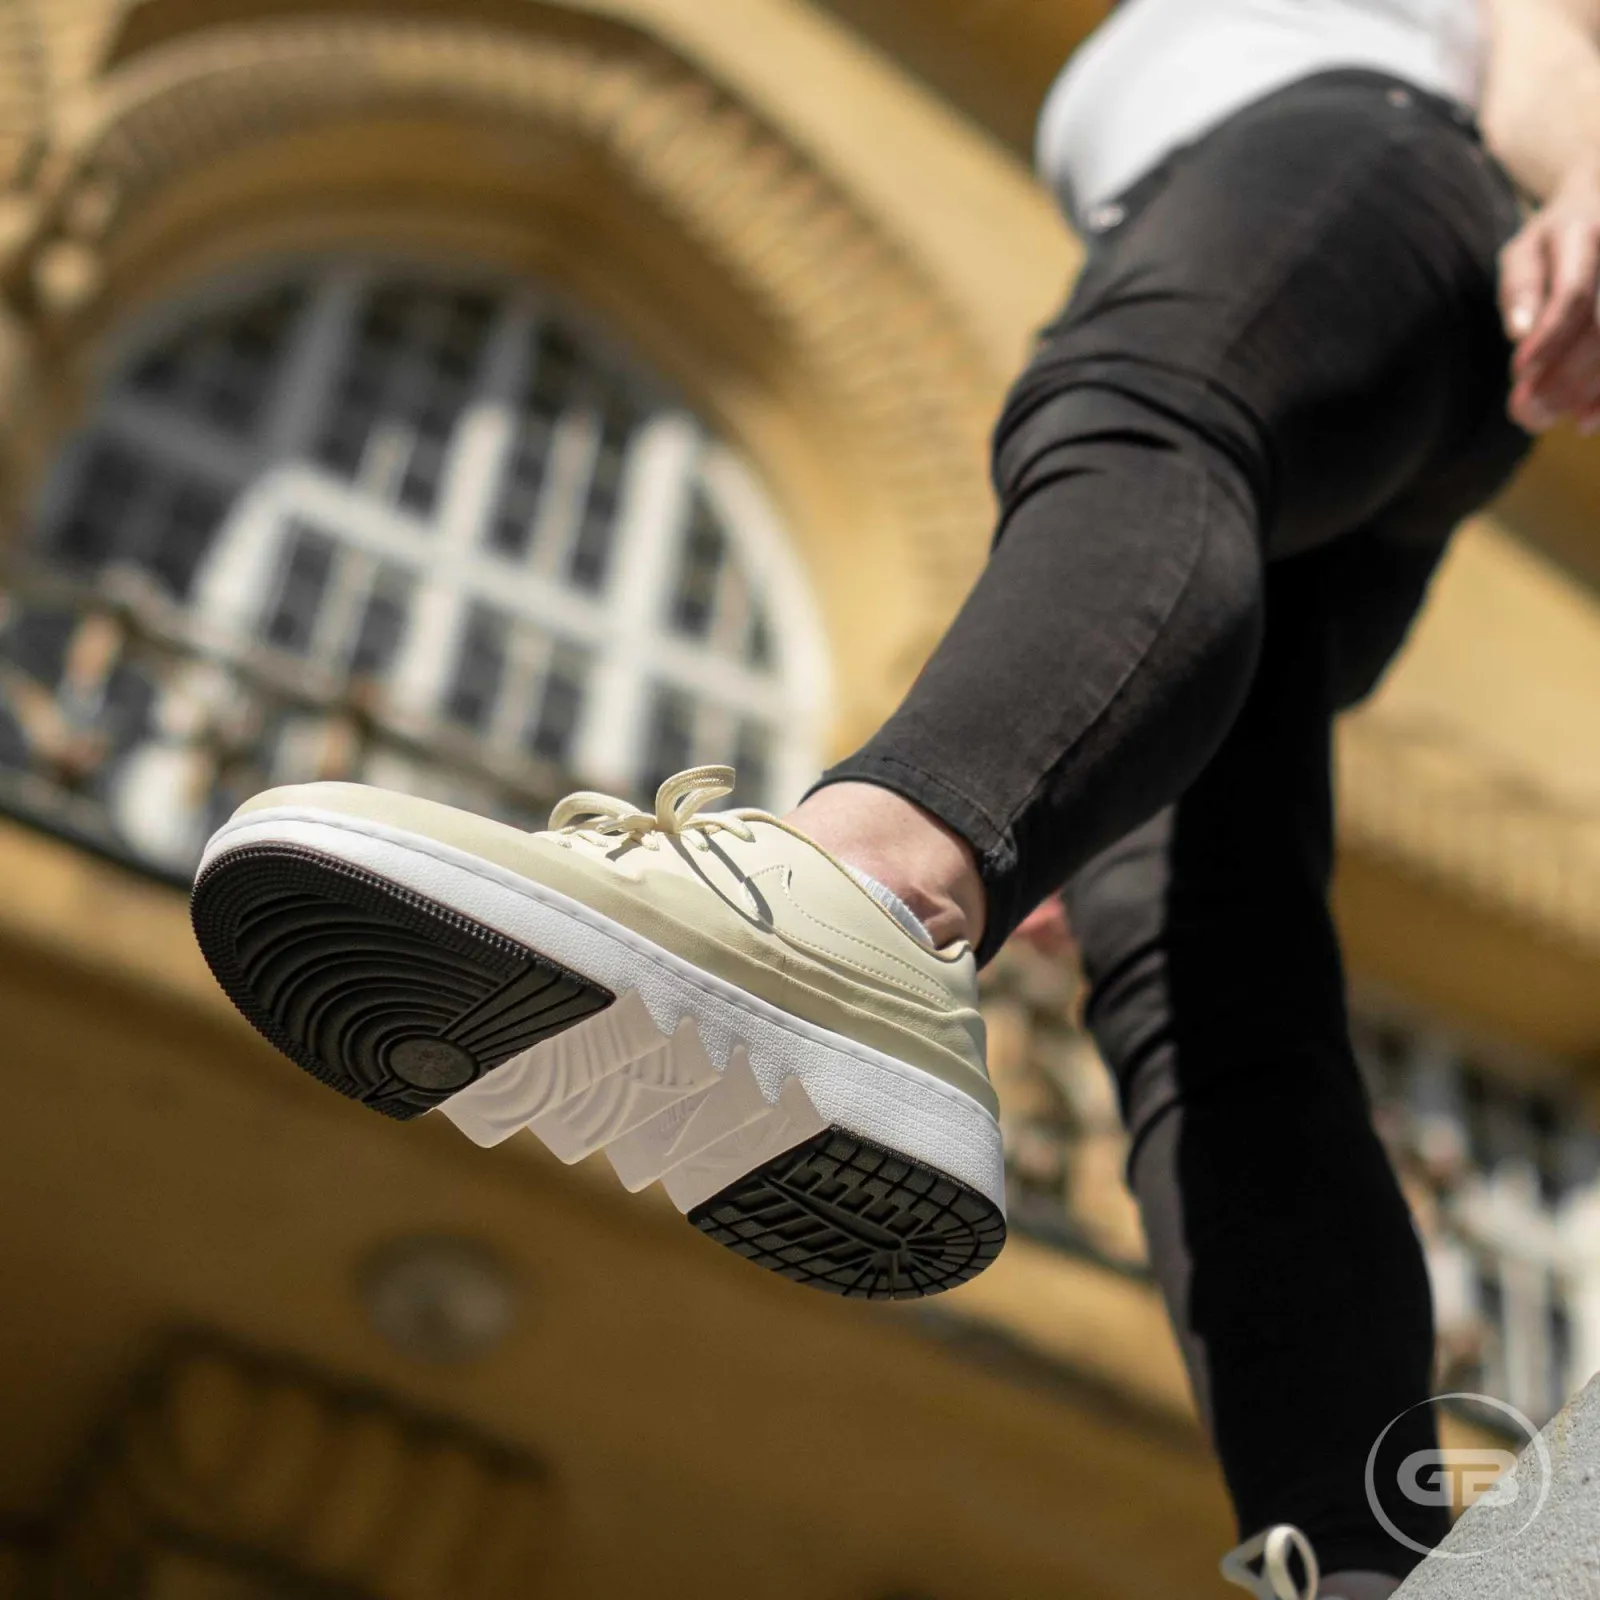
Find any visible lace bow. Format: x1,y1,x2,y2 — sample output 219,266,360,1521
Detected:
549,765,761,848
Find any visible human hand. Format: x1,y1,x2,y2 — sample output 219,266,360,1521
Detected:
1499,162,1600,435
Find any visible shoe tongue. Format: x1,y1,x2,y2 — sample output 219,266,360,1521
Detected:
843,865,935,949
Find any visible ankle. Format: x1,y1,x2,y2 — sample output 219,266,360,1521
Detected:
786,782,986,951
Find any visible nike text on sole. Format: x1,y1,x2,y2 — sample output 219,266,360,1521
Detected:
190,809,1007,1299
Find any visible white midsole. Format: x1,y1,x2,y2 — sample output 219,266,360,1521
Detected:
201,808,1006,1215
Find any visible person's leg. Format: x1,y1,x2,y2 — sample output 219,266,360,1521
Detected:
1064,552,1441,1586
790,372,1264,953
1061,354,1529,1579
793,74,1527,964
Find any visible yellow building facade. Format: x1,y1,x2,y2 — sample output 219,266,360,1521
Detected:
0,3,1597,1598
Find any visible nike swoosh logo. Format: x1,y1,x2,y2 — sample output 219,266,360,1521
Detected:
747,863,952,1006
669,835,777,930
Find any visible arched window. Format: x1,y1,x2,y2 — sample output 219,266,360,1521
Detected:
1,262,831,872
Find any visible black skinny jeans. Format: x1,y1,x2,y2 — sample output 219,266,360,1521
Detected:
811,72,1531,1577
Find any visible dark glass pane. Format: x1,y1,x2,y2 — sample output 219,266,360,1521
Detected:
525,643,588,763
668,496,725,638
96,657,159,764
149,477,227,597
444,605,507,731
347,567,413,679
51,438,149,569
640,684,694,798
127,281,304,435
485,324,583,560
730,720,770,809
569,435,624,592
48,438,227,598
567,396,632,591
313,281,496,515
262,525,336,653
0,606,76,686
397,437,446,515
745,606,773,671
488,462,545,558
528,322,579,410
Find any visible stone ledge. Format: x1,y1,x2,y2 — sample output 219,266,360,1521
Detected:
1396,1375,1600,1599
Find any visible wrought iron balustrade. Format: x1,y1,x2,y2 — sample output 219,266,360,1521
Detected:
0,560,573,880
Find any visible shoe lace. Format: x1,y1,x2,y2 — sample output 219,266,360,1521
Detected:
1220,1525,1320,1599
548,764,763,850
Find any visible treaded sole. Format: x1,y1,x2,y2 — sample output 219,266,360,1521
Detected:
689,1127,1006,1298
192,841,1006,1298
191,843,614,1119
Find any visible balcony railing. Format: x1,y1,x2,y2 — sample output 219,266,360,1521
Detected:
0,561,572,880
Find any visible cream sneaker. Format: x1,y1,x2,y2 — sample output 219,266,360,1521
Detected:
192,765,1005,1297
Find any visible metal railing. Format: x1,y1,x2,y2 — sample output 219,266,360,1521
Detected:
0,561,573,880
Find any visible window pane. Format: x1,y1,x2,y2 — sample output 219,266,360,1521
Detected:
444,604,508,732
640,683,695,799
128,281,305,436
150,477,229,598
668,495,725,639
314,282,496,517
487,322,595,563
347,566,413,680
567,436,623,590
745,604,774,671
0,604,77,690
730,720,771,809
261,523,336,653
48,437,227,599
525,641,589,764
51,437,151,571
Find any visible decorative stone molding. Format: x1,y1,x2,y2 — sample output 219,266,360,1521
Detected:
1,7,1000,644
0,0,46,186
1338,708,1600,956
47,1339,555,1600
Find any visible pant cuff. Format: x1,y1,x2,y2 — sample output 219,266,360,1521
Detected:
802,752,1019,964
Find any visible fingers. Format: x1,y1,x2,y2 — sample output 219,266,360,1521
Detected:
1521,329,1600,422
1513,218,1600,379
1513,325,1600,432
1499,223,1550,344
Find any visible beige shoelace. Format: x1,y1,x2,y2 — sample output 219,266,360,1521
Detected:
549,764,763,850
1220,1525,1320,1599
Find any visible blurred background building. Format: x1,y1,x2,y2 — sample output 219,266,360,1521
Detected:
0,2,1597,1596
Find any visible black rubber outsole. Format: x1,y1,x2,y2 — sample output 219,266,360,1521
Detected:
688,1127,1006,1299
191,843,615,1120
192,842,1006,1298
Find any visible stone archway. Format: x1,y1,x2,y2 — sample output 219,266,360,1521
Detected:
0,5,1003,744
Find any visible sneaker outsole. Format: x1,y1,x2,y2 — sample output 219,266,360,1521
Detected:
191,841,1005,1299
191,844,615,1120
688,1127,1006,1297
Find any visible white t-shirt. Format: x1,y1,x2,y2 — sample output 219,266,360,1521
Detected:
1037,0,1488,229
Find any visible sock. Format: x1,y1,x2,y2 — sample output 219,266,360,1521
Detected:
1321,1575,1403,1600
843,865,936,949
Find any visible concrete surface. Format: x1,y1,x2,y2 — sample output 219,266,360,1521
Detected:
1395,1376,1600,1598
